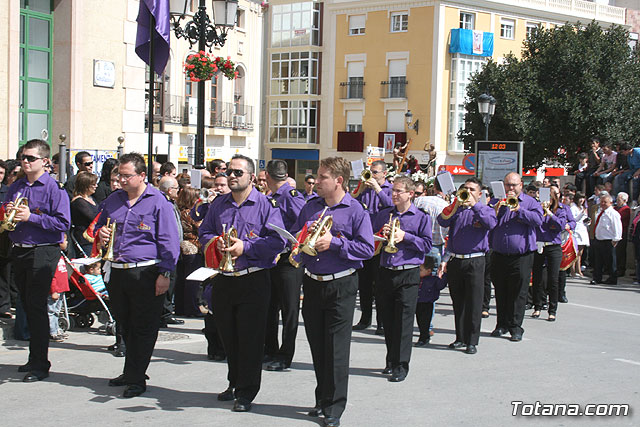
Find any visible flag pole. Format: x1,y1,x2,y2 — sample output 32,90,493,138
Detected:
147,13,156,182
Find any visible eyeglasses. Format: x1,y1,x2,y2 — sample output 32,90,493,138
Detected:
227,169,246,177
20,154,43,163
117,173,139,181
82,161,94,167
391,189,409,195
306,181,315,185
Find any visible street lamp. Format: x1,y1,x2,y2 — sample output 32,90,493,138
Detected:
170,0,238,168
477,93,496,141
404,110,419,134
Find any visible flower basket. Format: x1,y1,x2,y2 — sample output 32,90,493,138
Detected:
184,51,238,82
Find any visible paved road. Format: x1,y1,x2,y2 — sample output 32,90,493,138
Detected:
1,276,638,426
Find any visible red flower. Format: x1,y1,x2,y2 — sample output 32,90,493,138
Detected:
227,56,231,60
190,72,195,77
199,50,205,55
234,71,239,78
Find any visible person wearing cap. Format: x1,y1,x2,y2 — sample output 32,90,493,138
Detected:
199,154,285,413
6,139,71,382
372,176,432,382
262,159,306,372
291,156,374,427
489,172,543,342
438,178,497,355
95,152,180,398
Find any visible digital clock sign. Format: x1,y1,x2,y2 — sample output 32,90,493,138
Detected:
474,141,524,185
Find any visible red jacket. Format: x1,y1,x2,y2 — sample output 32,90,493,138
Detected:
50,256,69,294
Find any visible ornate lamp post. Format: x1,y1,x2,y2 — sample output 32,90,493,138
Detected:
477,93,496,141
170,0,238,168
404,110,419,134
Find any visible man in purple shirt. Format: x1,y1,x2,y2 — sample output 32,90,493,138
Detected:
489,172,543,341
264,159,306,372
291,157,374,427
7,139,70,382
96,153,180,398
372,176,432,382
354,160,393,332
199,154,285,413
438,177,497,355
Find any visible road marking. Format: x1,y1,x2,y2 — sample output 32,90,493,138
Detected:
614,358,640,366
568,303,640,317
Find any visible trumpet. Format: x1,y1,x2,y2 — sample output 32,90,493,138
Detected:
384,213,401,254
199,188,216,203
102,218,117,261
351,169,372,198
494,196,519,213
456,188,470,204
219,224,237,272
541,201,551,216
300,208,333,257
1,192,28,232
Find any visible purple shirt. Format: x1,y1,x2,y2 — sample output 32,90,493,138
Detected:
372,204,432,268
96,185,180,273
438,202,497,254
418,273,448,303
356,181,393,226
189,202,209,222
490,193,543,254
292,193,374,275
270,182,305,231
7,173,70,245
199,188,286,270
564,204,576,231
303,191,317,201
536,203,568,244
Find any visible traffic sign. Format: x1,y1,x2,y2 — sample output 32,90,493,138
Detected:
462,153,476,171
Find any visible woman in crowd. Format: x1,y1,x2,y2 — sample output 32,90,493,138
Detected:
3,159,21,187
175,187,202,317
570,192,589,277
70,171,99,256
94,158,119,204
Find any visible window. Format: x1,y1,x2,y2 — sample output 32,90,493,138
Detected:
460,12,474,30
346,110,363,132
346,61,364,99
500,18,515,40
448,53,486,151
236,8,245,30
386,110,405,132
270,52,320,95
269,100,318,143
271,2,321,47
387,60,407,98
349,14,365,35
629,32,638,51
390,12,408,33
526,22,539,39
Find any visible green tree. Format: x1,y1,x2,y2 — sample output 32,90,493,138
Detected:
460,21,640,169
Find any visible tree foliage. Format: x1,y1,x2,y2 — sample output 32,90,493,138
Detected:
460,21,640,169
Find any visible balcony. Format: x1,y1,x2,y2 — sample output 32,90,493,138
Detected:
156,95,254,131
339,81,365,100
337,131,364,152
380,79,407,99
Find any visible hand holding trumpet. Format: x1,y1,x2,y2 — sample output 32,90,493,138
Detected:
382,221,404,244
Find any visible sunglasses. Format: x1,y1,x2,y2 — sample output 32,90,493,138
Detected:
227,169,246,177
82,161,94,167
20,154,43,163
306,181,315,185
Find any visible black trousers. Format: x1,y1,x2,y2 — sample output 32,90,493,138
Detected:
0,256,16,313
491,251,534,336
616,234,627,276
13,245,59,373
448,256,485,346
376,268,419,371
558,270,567,299
265,256,303,365
302,272,358,419
593,239,617,283
355,255,381,326
532,244,562,314
107,264,164,386
482,252,492,312
213,269,270,402
201,277,225,358
161,269,177,320
415,302,434,341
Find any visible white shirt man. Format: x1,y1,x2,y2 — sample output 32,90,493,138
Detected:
592,194,622,285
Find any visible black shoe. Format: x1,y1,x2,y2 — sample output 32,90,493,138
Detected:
262,354,275,363
590,280,600,285
352,322,370,331
510,333,523,342
324,416,341,427
23,371,49,382
465,345,477,355
114,348,125,357
448,341,464,349
0,311,12,319
18,363,32,373
208,354,226,361
525,303,533,310
266,360,289,371
491,328,507,337
559,296,568,303
381,363,393,375
375,326,385,336
389,368,407,382
481,311,489,318
109,373,149,386
123,384,146,398
108,344,118,351
308,407,324,417
163,317,185,325
541,303,548,310
414,340,429,347
218,387,235,401
603,279,617,285
232,398,252,412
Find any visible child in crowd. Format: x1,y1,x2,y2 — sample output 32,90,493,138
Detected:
84,261,107,297
415,255,448,347
48,235,69,342
588,184,605,206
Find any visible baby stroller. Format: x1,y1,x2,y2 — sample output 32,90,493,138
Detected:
58,253,116,336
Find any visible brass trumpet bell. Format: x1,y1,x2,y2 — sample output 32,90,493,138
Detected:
456,188,470,203
220,226,237,272
300,216,333,257
384,214,401,254
0,195,28,232
102,218,117,261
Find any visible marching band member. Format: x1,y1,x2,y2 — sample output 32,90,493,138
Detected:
531,185,567,322
353,160,393,332
291,157,374,427
96,153,180,397
557,191,577,303
372,176,432,381
438,178,497,354
264,160,306,372
199,154,285,413
489,172,543,342
6,139,70,382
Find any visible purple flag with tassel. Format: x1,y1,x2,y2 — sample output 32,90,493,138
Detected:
135,0,171,75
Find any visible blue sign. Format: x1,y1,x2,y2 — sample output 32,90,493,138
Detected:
463,153,476,172
258,159,266,169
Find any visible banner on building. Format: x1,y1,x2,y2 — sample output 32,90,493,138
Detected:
449,28,494,57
